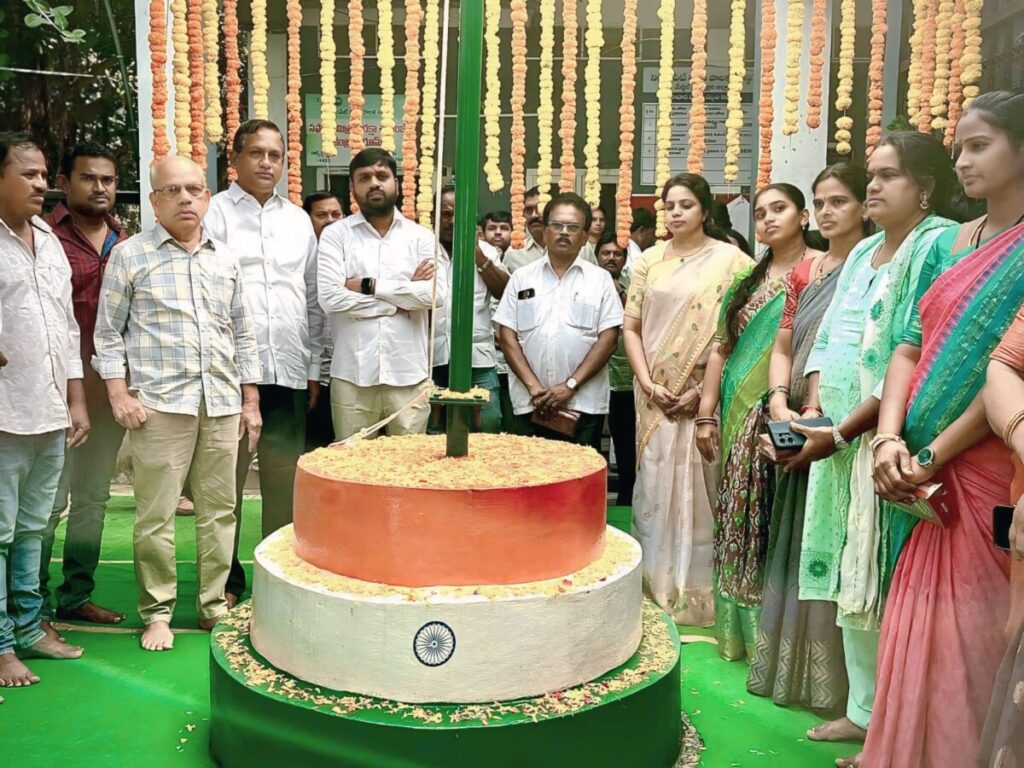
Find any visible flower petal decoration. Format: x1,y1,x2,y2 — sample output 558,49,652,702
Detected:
483,0,504,192
833,0,855,155
757,0,775,186
417,0,441,228
807,0,827,130
582,0,604,208
171,0,192,157
201,0,223,144
558,0,579,192
149,0,171,160
401,0,422,218
319,0,338,158
508,0,528,248
688,0,709,175
348,0,366,153
187,0,207,166
378,0,396,153
654,0,676,235
286,0,303,203
866,0,887,156
251,0,269,120
724,0,746,180
943,0,966,147
960,0,984,107
782,0,804,136
616,0,639,243
537,0,556,210
224,0,242,177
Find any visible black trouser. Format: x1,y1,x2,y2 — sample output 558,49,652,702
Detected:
511,411,604,454
226,384,307,598
497,373,516,433
608,389,636,506
305,382,334,450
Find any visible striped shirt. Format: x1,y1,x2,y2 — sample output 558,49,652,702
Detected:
93,224,262,417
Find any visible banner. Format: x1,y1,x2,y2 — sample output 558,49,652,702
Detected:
305,93,406,168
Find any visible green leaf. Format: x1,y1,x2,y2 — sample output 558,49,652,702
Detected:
24,0,46,13
54,5,74,14
65,28,86,41
54,13,68,29
23,12,45,27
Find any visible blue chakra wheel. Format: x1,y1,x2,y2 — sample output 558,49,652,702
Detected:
413,621,456,667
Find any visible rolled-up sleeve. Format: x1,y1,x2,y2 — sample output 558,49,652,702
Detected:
92,245,132,380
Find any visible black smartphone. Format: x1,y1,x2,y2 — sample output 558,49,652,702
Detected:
994,505,1014,551
517,288,536,300
765,417,834,452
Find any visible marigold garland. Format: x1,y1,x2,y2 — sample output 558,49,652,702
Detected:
806,0,827,130
508,0,528,248
687,0,709,174
944,0,966,147
171,0,192,157
417,0,441,228
930,0,954,131
401,0,422,218
348,0,366,153
616,0,638,243
149,0,170,160
482,0,503,192
201,0,222,144
907,0,926,127
536,0,556,209
186,0,206,167
319,0,337,158
782,0,803,136
377,0,396,152
223,0,241,177
961,0,984,107
916,0,938,133
834,0,855,155
757,0,776,187
582,0,604,208
251,0,269,121
286,0,303,203
653,0,675,235
724,0,746,181
866,0,887,155
558,0,579,193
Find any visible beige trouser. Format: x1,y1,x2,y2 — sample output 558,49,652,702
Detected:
130,405,240,624
330,378,430,441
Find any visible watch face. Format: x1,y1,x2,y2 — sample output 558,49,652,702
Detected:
917,447,934,467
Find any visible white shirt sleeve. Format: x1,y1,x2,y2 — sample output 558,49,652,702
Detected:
317,224,396,318
374,231,447,310
597,271,624,333
303,225,326,381
492,271,520,331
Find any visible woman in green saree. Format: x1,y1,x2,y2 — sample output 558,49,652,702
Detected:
696,184,821,661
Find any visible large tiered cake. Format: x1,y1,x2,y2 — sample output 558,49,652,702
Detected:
209,434,684,767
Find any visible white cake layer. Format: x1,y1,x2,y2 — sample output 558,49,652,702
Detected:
250,525,643,704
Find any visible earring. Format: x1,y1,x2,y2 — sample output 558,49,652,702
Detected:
919,195,930,210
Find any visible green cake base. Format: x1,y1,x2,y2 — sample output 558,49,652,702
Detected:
209,601,685,767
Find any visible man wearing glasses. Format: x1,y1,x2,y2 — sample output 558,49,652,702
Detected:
94,156,262,651
493,192,622,451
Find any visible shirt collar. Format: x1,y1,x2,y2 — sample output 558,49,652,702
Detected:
542,251,584,278
50,201,124,235
0,214,52,239
152,222,214,252
352,208,405,238
227,180,281,210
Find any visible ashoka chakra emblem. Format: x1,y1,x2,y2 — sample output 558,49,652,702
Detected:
413,621,456,667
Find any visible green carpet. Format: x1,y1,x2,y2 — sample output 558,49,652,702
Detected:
3,499,860,767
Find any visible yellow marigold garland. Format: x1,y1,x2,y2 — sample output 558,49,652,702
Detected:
509,0,528,248
616,0,638,243
782,0,803,136
401,0,422,218
866,0,887,155
724,0,746,181
171,0,192,157
483,0,504,192
319,0,337,158
582,0,604,208
187,0,206,166
536,0,556,209
417,0,441,228
558,0,579,193
930,0,954,131
807,0,827,130
201,0,222,144
286,0,303,203
757,0,776,187
653,0,675,235
251,0,269,121
834,0,855,155
907,0,927,127
378,0,396,153
149,0,170,160
687,0,708,174
961,0,984,107
944,0,966,147
348,0,366,153
224,0,241,178
916,0,938,133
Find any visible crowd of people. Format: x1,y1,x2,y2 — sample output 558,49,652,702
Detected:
1,89,1024,768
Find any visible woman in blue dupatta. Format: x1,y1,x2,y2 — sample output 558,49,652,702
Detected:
865,92,1024,768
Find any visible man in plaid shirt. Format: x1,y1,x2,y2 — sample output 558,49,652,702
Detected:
93,156,262,652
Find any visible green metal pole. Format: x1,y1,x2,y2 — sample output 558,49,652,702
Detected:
445,0,485,458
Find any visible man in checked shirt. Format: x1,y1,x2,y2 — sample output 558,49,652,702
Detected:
94,156,262,651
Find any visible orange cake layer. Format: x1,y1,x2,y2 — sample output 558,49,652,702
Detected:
292,434,607,587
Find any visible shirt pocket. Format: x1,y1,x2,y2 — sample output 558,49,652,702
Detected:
200,266,236,320
517,297,539,332
568,300,598,331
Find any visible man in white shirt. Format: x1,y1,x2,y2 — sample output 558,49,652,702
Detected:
318,148,446,440
0,140,89,689
494,192,622,452
480,210,517,432
430,186,509,433
479,210,512,258
204,119,325,604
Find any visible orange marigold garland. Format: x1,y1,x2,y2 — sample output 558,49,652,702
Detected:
536,0,556,209
483,0,503,192
319,0,337,158
616,0,638,243
907,0,926,127
724,0,746,182
944,0,966,147
509,0,528,248
224,0,241,178
782,0,803,136
401,0,422,218
916,0,938,133
187,0,206,166
806,0,827,130
582,0,604,207
558,0,579,193
286,0,303,203
961,0,984,107
653,0,675,235
866,0,887,155
834,0,855,155
348,0,366,153
757,0,776,187
930,0,954,131
149,0,170,160
201,0,222,144
171,0,192,157
378,0,396,153
687,0,709,174
251,0,269,121
417,0,441,228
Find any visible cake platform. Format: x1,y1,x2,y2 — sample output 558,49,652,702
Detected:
210,601,684,768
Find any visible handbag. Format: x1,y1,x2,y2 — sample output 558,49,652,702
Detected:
531,407,581,438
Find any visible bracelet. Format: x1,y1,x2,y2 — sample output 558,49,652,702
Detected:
869,432,906,454
766,385,791,401
694,416,718,425
800,404,822,415
1003,409,1024,447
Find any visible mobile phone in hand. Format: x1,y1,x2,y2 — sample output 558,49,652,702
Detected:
994,505,1014,551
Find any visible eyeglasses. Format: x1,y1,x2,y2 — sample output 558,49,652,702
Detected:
154,184,207,199
546,221,585,235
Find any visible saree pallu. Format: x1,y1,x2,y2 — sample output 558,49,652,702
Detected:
713,276,785,660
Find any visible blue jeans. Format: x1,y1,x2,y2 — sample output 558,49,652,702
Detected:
428,366,503,434
0,430,65,655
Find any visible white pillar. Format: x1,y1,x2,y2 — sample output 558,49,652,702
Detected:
134,0,155,230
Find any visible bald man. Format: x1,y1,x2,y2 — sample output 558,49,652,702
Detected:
94,156,262,651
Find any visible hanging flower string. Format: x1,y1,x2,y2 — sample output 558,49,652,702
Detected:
251,0,269,120
224,0,242,177
806,0,827,130
509,0,528,248
944,0,966,147
724,0,746,182
482,0,503,192
149,0,170,160
187,0,206,166
348,0,366,152
961,0,984,107
782,0,803,136
907,0,927,127
417,0,441,228
202,0,223,144
286,0,303,203
687,0,708,174
834,0,855,155
319,0,337,158
653,0,675,235
558,0,579,193
378,0,396,152
916,0,938,133
171,0,192,157
401,0,422,218
536,0,556,209
616,0,638,244
757,0,776,187
930,0,954,131
582,0,604,208
866,0,887,155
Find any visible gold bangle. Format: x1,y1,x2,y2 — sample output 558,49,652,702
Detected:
1003,409,1024,448
869,432,905,454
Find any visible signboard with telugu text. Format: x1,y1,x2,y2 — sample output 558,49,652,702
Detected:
305,93,406,168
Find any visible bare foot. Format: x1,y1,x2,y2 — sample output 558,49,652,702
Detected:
58,601,125,624
140,621,174,651
19,635,84,660
40,620,65,643
808,717,867,742
836,751,864,767
0,653,40,687
226,593,239,610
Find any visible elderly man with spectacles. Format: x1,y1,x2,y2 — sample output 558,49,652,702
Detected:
93,156,262,651
493,192,622,451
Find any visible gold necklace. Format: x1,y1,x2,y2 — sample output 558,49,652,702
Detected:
667,237,712,261
814,251,842,286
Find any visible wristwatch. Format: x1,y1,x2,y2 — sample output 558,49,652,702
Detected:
832,425,849,450
360,277,374,295
916,445,937,468
566,377,579,391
